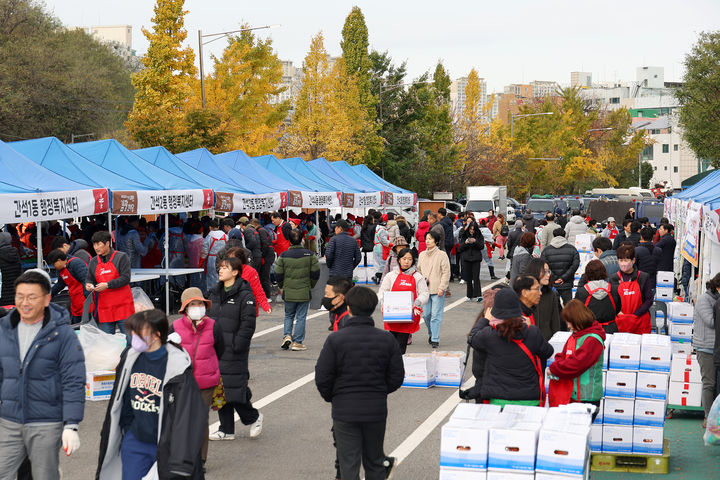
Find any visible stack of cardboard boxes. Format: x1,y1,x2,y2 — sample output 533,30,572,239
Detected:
570,234,596,298
669,353,702,407
353,259,374,285
402,351,467,389
655,271,674,303
667,301,693,356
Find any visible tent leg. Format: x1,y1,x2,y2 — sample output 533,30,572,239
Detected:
165,213,170,316
37,221,42,269
108,211,113,247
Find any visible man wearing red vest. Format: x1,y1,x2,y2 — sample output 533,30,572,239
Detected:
271,212,293,256
85,231,134,335
48,249,90,325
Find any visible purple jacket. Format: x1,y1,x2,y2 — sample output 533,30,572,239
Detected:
171,315,224,390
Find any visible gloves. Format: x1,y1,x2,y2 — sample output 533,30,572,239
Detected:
62,429,80,456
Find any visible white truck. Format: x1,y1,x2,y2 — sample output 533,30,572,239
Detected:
465,186,511,221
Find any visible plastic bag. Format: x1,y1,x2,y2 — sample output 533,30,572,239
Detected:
132,287,154,313
704,393,720,446
78,324,127,372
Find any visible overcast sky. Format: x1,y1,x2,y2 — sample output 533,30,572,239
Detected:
45,0,719,92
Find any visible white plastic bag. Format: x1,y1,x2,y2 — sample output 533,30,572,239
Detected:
132,287,154,313
704,393,720,446
78,324,126,372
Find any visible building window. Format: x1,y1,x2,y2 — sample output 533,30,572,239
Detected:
641,145,653,161
651,129,661,134
664,166,668,171
609,97,620,104
662,144,669,153
654,166,657,171
638,111,643,117
673,166,678,173
674,144,679,151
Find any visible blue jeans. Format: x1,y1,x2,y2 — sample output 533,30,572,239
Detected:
121,430,157,480
284,301,309,343
423,294,446,342
98,320,126,335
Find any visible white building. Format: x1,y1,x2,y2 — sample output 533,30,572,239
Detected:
486,93,500,120
571,71,592,88
270,60,304,106
78,25,132,48
451,76,487,117
636,116,698,189
637,66,664,89
531,80,558,98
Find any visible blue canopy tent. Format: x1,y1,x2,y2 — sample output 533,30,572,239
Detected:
1,139,108,266
351,163,413,193
675,170,720,201
307,157,377,193
256,155,339,192
215,150,300,192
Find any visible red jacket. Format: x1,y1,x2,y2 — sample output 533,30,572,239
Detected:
416,221,430,253
273,222,291,255
242,264,271,314
549,321,605,379
172,315,221,390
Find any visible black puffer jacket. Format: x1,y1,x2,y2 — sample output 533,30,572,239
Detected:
315,315,404,422
506,226,524,260
325,232,361,278
68,238,92,265
458,224,484,262
471,323,553,401
360,222,376,253
242,225,262,267
636,241,661,287
536,286,563,340
0,233,22,306
398,221,413,244
656,234,677,272
464,316,490,401
540,237,580,291
207,279,256,403
522,213,537,232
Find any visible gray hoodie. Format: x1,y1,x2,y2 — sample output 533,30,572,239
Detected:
693,291,718,351
586,280,611,300
565,215,588,246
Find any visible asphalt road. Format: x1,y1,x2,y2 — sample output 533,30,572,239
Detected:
59,258,509,480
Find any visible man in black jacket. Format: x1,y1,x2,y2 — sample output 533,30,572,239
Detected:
0,232,22,307
438,208,454,252
635,227,661,288
540,228,580,304
237,217,261,270
656,223,676,272
325,220,361,281
251,218,275,298
505,220,525,280
315,287,404,480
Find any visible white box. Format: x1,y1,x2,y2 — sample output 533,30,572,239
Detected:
669,321,692,342
440,422,490,471
602,334,612,370
671,342,692,355
86,370,115,401
668,381,702,407
633,399,666,427
635,372,669,400
383,290,413,322
656,271,674,287
535,472,589,480
535,426,590,477
603,371,607,394
590,424,603,452
608,333,641,370
402,353,436,388
654,311,666,330
486,470,534,480
668,302,693,324
548,331,572,366
436,351,467,387
603,398,634,425
632,426,665,455
605,371,637,398
501,405,547,424
439,468,486,480
593,399,604,425
655,286,674,302
488,424,540,472
602,425,633,453
670,354,702,383
451,403,502,422
353,266,368,284
639,334,672,372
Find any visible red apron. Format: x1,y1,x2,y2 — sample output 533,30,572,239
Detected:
332,310,349,332
384,272,422,334
549,335,577,407
141,234,163,268
584,284,617,328
60,257,90,317
95,251,135,324
200,234,227,273
608,227,618,240
615,271,651,334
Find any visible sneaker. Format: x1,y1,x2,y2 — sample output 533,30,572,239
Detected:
466,297,475,302
281,335,292,350
431,341,439,349
459,279,466,284
249,413,263,438
291,342,307,351
384,456,397,479
208,430,235,441
268,297,273,303
477,297,483,302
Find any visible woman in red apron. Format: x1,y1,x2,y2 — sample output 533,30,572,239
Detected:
378,248,430,354
48,249,91,325
610,244,652,334
87,232,135,335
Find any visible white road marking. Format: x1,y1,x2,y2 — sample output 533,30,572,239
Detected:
252,310,327,339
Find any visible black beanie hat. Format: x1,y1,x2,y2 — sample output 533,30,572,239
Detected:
491,288,522,320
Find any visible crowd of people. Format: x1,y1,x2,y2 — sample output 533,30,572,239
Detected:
3,202,717,480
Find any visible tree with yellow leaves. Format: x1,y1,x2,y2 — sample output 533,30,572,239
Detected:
125,0,196,149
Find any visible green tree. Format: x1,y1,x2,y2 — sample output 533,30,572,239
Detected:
677,31,720,167
125,0,196,149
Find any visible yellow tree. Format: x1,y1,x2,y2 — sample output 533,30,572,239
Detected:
125,0,196,148
280,32,364,161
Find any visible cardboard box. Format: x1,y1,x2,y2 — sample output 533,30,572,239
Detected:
654,311,666,331
440,422,490,471
602,425,633,453
450,403,502,422
633,399,666,427
439,468,487,480
535,472,589,480
382,290,414,322
488,423,540,472
655,287,673,302
632,426,665,455
353,266,368,284
605,370,637,398
668,302,693,324
86,370,115,401
602,334,612,370
656,271,674,287
670,354,702,383
668,381,702,407
590,424,603,452
501,405,547,424
593,399,604,425
548,331,572,366
402,353,436,388
608,333,641,370
671,342,692,356
485,470,534,480
603,398,634,425
436,351,467,387
636,372,669,400
639,334,672,372
535,425,590,477
669,321,693,343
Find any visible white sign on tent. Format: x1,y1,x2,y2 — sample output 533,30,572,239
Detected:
215,192,288,213
681,202,702,267
0,188,109,223
111,189,214,215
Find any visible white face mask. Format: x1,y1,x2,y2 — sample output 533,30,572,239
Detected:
187,305,206,321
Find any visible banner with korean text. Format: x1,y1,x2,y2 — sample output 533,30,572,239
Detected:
343,191,384,208
214,192,288,213
385,192,417,208
0,188,108,223
112,189,214,215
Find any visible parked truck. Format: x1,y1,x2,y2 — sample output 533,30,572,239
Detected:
465,186,508,221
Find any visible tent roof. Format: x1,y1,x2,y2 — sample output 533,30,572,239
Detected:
0,140,94,193
135,146,249,194
681,169,716,188
306,157,375,193
254,155,338,192
11,137,152,191
176,148,278,194
215,150,300,192
70,140,200,190
675,169,720,200
351,163,412,193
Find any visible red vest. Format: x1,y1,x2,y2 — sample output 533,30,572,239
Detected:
59,257,87,317
94,251,134,323
615,271,651,334
273,222,290,255
173,315,221,390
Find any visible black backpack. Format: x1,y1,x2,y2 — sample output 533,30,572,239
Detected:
500,224,509,237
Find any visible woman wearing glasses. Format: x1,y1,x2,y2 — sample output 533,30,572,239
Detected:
524,258,563,340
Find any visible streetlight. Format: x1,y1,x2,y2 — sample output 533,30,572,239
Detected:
510,111,554,140
198,24,280,108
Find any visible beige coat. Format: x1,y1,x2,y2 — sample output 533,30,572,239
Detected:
417,245,450,294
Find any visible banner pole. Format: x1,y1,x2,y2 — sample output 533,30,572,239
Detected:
36,221,42,269
165,213,170,315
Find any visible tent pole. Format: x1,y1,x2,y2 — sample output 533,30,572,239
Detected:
164,213,170,316
36,221,42,269
108,211,113,247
